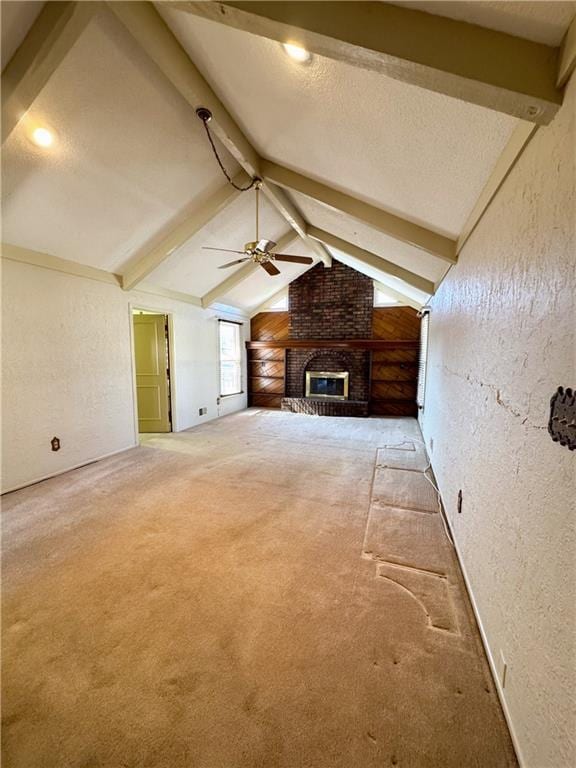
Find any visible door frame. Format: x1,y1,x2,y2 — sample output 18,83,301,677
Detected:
129,303,177,440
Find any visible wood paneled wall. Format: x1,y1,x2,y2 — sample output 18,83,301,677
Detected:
372,306,420,341
250,312,289,342
249,307,421,415
248,313,289,408
371,307,420,416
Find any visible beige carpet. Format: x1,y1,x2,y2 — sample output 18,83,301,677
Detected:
2,409,517,767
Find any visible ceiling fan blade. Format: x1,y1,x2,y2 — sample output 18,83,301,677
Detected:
260,260,281,276
273,254,314,264
203,246,247,255
218,258,251,269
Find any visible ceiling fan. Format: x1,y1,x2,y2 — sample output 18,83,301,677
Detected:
202,183,314,276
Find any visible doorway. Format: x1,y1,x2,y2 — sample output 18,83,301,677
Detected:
132,311,172,433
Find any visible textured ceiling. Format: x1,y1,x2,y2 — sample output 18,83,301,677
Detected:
1,0,44,71
329,247,431,306
290,191,449,283
391,1,576,45
1,8,238,272
146,189,292,296
3,1,574,312
157,5,520,238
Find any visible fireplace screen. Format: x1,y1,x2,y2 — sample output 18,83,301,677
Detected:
305,371,349,400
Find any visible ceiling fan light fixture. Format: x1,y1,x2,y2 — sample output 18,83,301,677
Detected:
283,42,312,63
203,184,313,276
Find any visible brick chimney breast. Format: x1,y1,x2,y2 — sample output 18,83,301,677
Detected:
288,260,373,340
286,259,373,400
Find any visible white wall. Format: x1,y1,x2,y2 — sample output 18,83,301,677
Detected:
420,79,575,767
1,259,248,493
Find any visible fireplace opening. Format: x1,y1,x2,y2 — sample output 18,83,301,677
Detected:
305,371,349,400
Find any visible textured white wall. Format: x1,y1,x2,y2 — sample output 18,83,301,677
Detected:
1,260,248,493
129,290,249,428
420,79,575,767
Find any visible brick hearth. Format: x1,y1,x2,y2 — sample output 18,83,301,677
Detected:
280,398,369,417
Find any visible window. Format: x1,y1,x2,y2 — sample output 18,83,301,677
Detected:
219,321,243,396
268,293,288,311
416,311,430,409
374,285,399,306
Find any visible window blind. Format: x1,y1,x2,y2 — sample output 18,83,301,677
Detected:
416,311,430,409
219,320,243,396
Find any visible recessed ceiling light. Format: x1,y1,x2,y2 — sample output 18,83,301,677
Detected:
282,42,312,63
31,127,54,148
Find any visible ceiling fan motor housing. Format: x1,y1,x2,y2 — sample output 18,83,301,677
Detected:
245,239,276,258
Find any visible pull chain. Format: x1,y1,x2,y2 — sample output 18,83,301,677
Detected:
255,184,260,240
200,117,258,192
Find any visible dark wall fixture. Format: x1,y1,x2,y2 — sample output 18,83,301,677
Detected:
548,387,576,450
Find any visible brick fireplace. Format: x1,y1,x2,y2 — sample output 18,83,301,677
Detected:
247,259,421,417
280,261,371,415
286,350,370,400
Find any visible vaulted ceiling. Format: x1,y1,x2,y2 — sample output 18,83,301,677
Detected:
2,1,575,314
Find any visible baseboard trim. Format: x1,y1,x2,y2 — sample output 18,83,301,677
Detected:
2,407,249,493
1,444,138,495
439,496,526,767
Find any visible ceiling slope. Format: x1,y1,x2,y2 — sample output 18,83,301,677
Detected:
182,0,563,123
3,1,574,314
1,0,45,72
109,0,333,267
155,5,521,238
391,2,576,46
1,7,240,273
2,1,95,143
145,187,294,297
291,191,449,284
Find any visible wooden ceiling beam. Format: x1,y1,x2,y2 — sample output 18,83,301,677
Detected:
262,182,331,267
263,160,456,263
307,225,435,295
201,262,260,309
2,1,97,144
1,244,203,306
121,176,245,290
108,1,331,268
457,121,538,254
182,1,563,124
557,14,576,88
108,1,260,175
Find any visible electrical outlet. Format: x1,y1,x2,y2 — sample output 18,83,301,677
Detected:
198,407,207,416
499,650,508,688
457,490,463,514
51,436,61,452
